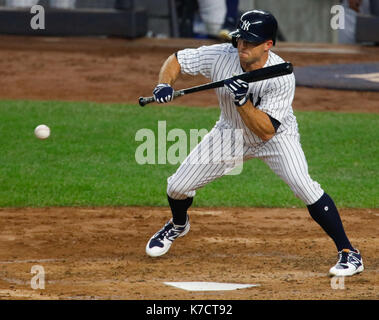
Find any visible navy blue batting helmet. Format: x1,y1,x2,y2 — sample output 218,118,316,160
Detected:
230,10,278,47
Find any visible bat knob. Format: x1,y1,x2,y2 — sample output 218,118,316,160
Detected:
139,97,146,107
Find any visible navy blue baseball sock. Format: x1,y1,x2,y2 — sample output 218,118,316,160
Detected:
307,193,354,252
167,195,193,226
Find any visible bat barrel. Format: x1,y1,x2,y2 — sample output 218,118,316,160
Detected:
238,62,293,83
284,62,293,74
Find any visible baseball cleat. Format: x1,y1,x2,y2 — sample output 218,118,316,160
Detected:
328,249,364,277
146,218,190,257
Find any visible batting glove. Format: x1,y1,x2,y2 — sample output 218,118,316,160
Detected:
224,78,249,107
153,83,174,103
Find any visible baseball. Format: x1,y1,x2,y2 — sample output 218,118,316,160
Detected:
34,124,50,140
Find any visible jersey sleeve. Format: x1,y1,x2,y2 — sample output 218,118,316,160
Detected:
176,44,225,79
256,73,296,123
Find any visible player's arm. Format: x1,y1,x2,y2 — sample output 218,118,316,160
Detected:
236,101,277,141
153,53,181,103
158,53,181,85
224,78,279,141
154,45,218,103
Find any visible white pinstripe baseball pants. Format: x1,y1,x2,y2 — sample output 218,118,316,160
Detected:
167,126,324,205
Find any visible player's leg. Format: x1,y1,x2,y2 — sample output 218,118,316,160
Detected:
257,134,363,276
146,126,245,257
166,126,244,221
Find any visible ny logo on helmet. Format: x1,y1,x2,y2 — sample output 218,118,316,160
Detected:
241,20,251,31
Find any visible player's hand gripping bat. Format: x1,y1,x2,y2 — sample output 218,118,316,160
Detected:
138,62,293,107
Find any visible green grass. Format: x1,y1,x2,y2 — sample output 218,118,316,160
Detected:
0,100,378,208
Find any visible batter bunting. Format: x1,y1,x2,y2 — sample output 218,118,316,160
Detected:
145,10,364,277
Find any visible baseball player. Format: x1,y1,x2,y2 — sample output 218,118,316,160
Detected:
146,10,364,277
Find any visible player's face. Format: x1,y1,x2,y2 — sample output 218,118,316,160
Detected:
237,39,273,68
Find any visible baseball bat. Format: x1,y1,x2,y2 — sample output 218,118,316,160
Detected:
138,62,293,107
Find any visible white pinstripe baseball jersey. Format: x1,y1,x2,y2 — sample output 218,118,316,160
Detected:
177,43,298,146
169,43,324,205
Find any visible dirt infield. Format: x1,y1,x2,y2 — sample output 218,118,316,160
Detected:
0,207,378,300
0,36,378,300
